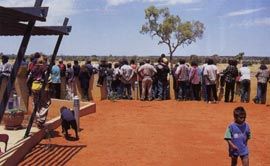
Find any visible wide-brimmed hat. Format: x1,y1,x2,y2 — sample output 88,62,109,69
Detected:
162,57,168,64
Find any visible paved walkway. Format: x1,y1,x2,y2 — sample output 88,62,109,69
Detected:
0,125,39,150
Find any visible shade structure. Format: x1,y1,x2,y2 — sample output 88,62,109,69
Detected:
0,6,48,22
0,0,72,139
0,5,71,36
0,21,72,36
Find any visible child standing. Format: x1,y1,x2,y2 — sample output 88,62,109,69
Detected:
224,106,251,166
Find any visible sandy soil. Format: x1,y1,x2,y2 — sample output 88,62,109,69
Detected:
19,100,270,166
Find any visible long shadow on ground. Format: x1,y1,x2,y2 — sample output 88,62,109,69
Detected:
19,143,86,166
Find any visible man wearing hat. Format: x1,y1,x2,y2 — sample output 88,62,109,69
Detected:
155,57,170,100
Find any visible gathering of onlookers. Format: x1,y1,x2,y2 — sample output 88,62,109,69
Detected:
1,53,270,105
1,52,270,131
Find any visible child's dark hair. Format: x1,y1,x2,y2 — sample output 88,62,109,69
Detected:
60,106,68,113
233,106,246,118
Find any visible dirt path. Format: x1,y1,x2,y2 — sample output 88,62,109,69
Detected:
19,100,270,166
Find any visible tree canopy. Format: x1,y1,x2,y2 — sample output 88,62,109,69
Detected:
140,6,205,66
235,52,244,63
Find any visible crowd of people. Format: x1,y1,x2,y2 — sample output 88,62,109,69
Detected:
0,53,262,164
0,53,270,105
67,54,268,104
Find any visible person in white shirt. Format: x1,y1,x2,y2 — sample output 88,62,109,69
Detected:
239,63,251,103
0,55,12,85
120,59,134,99
203,58,219,103
200,59,209,101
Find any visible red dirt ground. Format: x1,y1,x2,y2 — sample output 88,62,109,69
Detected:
19,100,270,166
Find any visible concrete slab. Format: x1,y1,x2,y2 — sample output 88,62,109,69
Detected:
0,126,39,150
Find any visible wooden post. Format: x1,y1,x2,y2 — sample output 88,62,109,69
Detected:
0,0,43,123
24,17,69,138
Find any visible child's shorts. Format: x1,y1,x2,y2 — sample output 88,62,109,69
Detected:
230,154,249,159
62,119,77,130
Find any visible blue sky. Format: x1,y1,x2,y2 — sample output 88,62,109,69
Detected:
1,0,270,57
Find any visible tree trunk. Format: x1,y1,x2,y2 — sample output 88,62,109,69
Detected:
169,53,173,70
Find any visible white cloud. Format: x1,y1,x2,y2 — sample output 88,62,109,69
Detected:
184,7,202,11
231,17,270,27
0,0,77,25
0,0,33,6
225,8,265,17
106,0,199,6
107,0,134,6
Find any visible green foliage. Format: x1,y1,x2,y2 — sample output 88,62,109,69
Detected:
5,108,23,117
221,58,228,64
260,57,270,64
140,5,205,63
242,61,253,66
211,54,220,64
235,52,244,61
189,54,201,64
7,108,21,112
91,55,98,62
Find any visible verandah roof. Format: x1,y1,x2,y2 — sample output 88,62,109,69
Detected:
0,21,71,36
0,0,72,139
0,6,71,36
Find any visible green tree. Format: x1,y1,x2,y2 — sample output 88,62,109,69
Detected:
211,54,220,64
261,57,270,65
235,52,244,64
140,5,205,67
189,54,201,64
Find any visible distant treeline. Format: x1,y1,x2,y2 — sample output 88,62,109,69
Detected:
4,53,270,65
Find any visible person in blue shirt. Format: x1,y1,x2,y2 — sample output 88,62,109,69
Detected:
51,62,61,99
224,106,251,166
